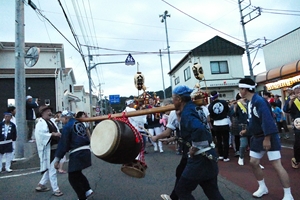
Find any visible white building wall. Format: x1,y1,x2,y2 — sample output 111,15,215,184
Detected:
263,28,300,70
171,54,244,100
73,88,87,113
55,71,64,112
0,52,14,68
0,51,61,69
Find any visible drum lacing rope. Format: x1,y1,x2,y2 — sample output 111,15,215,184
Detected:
113,112,146,166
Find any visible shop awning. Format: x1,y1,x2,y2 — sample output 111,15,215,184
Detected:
256,60,300,83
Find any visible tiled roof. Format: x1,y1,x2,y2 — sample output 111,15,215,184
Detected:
170,36,245,74
191,36,245,56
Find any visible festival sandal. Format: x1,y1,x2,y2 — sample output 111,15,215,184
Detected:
291,158,299,169
35,184,50,192
53,190,63,197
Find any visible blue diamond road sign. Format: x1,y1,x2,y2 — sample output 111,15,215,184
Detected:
109,95,120,104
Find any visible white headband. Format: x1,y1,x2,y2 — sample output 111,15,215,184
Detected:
292,84,300,90
126,99,134,106
238,83,256,89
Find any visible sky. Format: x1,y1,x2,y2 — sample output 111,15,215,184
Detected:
1,0,300,97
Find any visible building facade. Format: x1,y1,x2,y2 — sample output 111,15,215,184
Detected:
169,36,245,101
256,27,300,99
0,42,81,114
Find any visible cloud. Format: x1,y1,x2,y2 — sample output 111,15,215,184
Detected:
1,0,299,98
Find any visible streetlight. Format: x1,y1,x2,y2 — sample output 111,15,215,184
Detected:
159,10,172,91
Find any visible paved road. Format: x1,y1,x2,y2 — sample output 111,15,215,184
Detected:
1,144,256,200
0,134,296,200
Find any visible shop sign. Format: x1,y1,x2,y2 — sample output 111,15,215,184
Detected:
209,83,238,87
266,75,300,90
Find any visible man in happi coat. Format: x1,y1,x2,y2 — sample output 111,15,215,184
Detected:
0,112,17,172
238,78,293,200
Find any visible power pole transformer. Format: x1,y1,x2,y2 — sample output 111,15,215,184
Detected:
238,0,261,80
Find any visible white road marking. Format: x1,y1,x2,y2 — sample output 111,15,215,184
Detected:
0,168,40,179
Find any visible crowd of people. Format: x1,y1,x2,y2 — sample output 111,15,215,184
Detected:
141,79,295,200
0,95,94,199
2,77,299,200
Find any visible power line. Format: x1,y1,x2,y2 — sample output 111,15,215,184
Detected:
161,0,245,44
57,0,88,72
31,7,80,53
259,7,300,13
260,10,300,17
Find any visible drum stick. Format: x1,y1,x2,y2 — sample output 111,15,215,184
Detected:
78,104,175,122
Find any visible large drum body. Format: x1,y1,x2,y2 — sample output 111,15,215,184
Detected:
91,119,142,164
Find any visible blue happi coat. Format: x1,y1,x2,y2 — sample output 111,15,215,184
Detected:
0,122,17,154
55,118,91,172
180,101,218,180
248,93,281,152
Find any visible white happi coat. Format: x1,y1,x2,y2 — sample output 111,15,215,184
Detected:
35,118,59,172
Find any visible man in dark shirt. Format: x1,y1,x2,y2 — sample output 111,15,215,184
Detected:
208,91,230,162
26,95,39,142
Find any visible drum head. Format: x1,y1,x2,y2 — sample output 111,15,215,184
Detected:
91,120,119,157
121,161,146,178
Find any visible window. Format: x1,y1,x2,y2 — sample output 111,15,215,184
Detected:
7,99,15,107
175,77,180,85
210,61,229,74
184,66,191,81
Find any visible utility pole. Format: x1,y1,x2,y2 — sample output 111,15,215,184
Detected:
104,96,107,114
98,83,104,115
159,49,166,99
159,11,172,90
15,0,26,158
238,0,261,80
87,47,94,131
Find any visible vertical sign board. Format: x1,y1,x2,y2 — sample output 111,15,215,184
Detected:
109,95,120,104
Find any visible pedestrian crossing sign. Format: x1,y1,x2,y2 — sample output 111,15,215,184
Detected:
125,54,135,65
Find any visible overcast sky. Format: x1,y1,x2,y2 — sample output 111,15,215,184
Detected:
1,0,300,97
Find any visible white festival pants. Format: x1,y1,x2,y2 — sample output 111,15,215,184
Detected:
39,159,59,192
0,152,13,170
148,127,163,150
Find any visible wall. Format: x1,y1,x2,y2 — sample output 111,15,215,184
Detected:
0,78,56,115
171,54,244,100
263,28,300,70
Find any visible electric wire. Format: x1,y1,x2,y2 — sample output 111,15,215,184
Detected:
260,10,300,17
82,0,102,90
72,0,99,91
88,0,105,89
57,0,88,72
161,0,245,44
33,7,80,54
